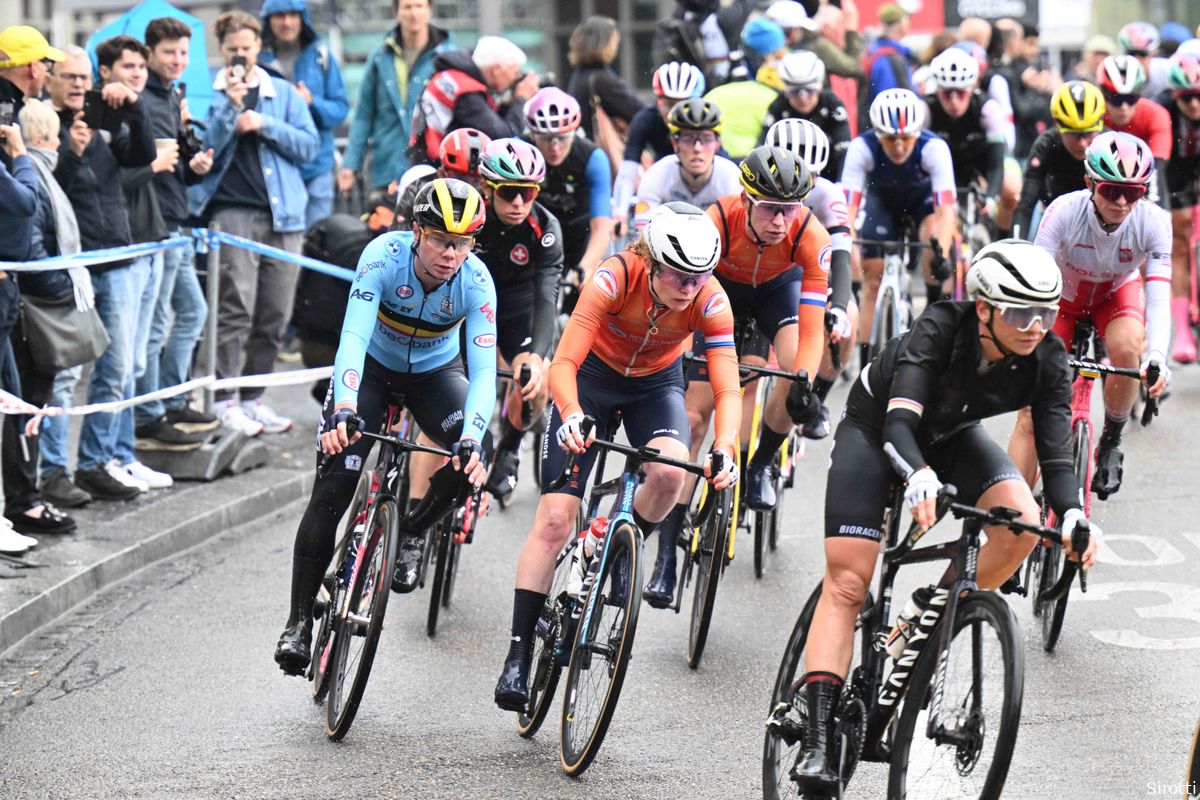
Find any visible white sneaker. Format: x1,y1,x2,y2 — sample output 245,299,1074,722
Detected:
0,522,35,554
106,460,148,493
124,460,173,489
218,400,265,437
241,400,293,434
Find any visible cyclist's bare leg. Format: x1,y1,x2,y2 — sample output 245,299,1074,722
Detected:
1007,406,1039,488
858,256,883,344
408,433,439,502
1170,207,1196,360
763,325,799,436
1101,316,1145,418
803,537,880,678
515,492,584,593
996,169,1021,233
741,353,768,442
973,478,1041,590
633,436,690,524
677,378,715,504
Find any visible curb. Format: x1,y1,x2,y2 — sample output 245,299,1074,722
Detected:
0,471,314,657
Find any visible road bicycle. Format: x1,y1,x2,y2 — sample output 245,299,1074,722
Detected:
954,183,991,300
855,234,922,364
513,415,729,776
1016,317,1158,652
491,366,537,506
763,443,1090,800
424,483,487,637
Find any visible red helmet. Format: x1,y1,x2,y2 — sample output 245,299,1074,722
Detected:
438,128,492,177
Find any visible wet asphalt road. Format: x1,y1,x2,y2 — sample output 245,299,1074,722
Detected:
1,369,1199,800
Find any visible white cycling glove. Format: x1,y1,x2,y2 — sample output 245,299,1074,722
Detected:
707,449,739,488
827,306,852,340
903,467,942,511
556,412,588,451
1061,507,1101,549
1140,351,1170,389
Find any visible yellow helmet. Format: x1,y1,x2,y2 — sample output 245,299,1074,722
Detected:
1050,80,1105,133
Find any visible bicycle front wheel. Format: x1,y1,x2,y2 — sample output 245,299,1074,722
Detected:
559,521,642,776
688,486,732,669
887,591,1024,800
1043,418,1090,651
426,514,452,638
326,497,400,741
868,286,898,363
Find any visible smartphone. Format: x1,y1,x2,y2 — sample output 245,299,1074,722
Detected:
229,55,248,83
83,90,124,134
0,100,12,144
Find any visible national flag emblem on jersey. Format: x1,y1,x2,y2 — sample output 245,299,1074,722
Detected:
818,244,832,273
1119,247,1133,263
705,331,736,348
594,268,619,300
510,244,529,265
702,293,728,318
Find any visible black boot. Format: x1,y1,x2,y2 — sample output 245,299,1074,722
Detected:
790,675,842,795
642,511,682,609
274,556,325,676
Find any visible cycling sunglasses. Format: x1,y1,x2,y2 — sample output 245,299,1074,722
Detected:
785,86,819,98
654,262,714,290
488,181,539,204
1095,181,1147,204
1103,91,1139,107
673,131,720,148
878,133,919,145
1059,129,1100,142
992,303,1058,332
1174,90,1200,104
532,132,574,146
937,87,971,100
1125,49,1151,58
749,197,803,219
420,226,475,253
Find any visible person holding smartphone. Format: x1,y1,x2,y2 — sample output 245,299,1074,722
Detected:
188,10,318,438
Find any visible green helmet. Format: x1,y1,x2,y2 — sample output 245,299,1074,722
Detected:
1168,53,1200,91
1083,131,1154,186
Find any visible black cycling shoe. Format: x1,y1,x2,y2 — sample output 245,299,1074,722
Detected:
274,619,312,676
494,656,531,712
642,538,678,609
801,402,831,440
790,679,841,795
485,447,520,503
274,556,323,676
1093,439,1124,500
745,463,778,511
391,533,426,593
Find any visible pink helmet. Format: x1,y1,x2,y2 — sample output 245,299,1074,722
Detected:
523,87,582,134
1118,21,1160,54
479,137,546,183
1084,131,1155,186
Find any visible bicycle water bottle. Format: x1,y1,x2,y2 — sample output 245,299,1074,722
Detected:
567,517,609,599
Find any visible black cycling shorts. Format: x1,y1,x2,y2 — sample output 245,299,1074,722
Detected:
497,302,547,364
824,417,1024,542
687,268,800,382
541,353,690,498
1166,161,1200,210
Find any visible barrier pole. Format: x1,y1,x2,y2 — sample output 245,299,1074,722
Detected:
202,225,221,415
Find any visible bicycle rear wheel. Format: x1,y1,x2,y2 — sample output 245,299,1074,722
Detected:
559,521,642,776
426,513,452,638
326,497,400,741
688,487,732,669
887,592,1024,800
517,537,576,738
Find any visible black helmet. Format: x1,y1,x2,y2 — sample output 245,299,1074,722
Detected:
411,177,486,235
739,146,812,202
667,98,723,134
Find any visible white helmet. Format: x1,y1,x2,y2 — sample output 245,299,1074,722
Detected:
765,118,830,174
966,240,1062,309
1097,54,1147,94
644,202,722,274
778,50,826,90
929,47,980,90
653,61,706,101
869,88,924,135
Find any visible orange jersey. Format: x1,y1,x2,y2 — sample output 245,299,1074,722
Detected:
707,194,832,379
549,252,742,456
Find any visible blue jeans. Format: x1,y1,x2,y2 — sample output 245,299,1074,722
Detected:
38,364,83,477
115,253,163,464
77,258,150,471
137,236,208,423
304,169,334,231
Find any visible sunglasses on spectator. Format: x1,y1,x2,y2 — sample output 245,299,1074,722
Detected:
420,226,475,253
937,87,972,100
654,262,713,290
673,131,719,148
785,86,819,98
533,132,574,146
1174,90,1200,104
488,181,539,203
1103,91,1139,107
1094,181,1147,204
749,197,803,219
991,303,1057,332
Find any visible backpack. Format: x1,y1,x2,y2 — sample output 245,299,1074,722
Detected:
857,44,912,133
407,68,492,165
296,213,375,345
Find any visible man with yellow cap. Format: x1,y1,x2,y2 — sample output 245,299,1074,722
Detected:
0,26,65,120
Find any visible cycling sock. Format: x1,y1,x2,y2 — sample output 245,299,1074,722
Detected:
659,503,688,548
632,507,658,538
498,417,524,452
813,375,834,402
925,282,943,304
751,426,787,466
801,671,844,688
506,588,547,665
1101,413,1128,445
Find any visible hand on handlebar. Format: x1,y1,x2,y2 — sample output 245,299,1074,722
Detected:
826,306,852,343
928,237,951,283
785,375,819,426
320,407,361,455
556,412,594,454
1060,508,1100,570
704,447,739,490
904,467,942,530
1140,352,1169,399
453,437,487,488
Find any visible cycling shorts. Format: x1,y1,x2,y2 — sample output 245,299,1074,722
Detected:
1052,278,1145,348
541,353,690,498
497,302,549,364
687,319,771,382
824,418,1023,542
1166,162,1200,210
859,189,934,260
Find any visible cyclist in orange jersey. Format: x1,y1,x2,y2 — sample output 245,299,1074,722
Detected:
494,203,741,712
644,147,831,606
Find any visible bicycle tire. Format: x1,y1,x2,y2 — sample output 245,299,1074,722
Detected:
1043,418,1089,652
517,538,575,738
887,591,1024,800
442,537,461,609
559,521,642,776
426,514,452,638
753,508,768,579
326,497,400,741
869,286,898,364
1188,713,1200,797
688,487,732,668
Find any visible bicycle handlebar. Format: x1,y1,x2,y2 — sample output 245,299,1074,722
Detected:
316,413,453,477
1141,362,1160,427
682,352,810,389
824,310,842,371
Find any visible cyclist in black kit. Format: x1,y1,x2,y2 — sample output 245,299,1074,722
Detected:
759,50,851,182
473,137,564,501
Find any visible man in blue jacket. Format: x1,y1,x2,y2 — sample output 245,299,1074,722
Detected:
857,2,913,132
259,0,347,230
189,10,318,438
338,0,454,198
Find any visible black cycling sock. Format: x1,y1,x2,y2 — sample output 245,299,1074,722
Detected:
802,670,845,687
632,507,658,538
498,417,524,452
751,426,787,467
813,375,834,402
658,503,688,548
506,588,547,664
925,282,944,304
851,279,862,303
1101,415,1127,445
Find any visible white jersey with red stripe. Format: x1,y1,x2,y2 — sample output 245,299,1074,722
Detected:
805,176,851,255
841,130,957,210
1034,188,1172,357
